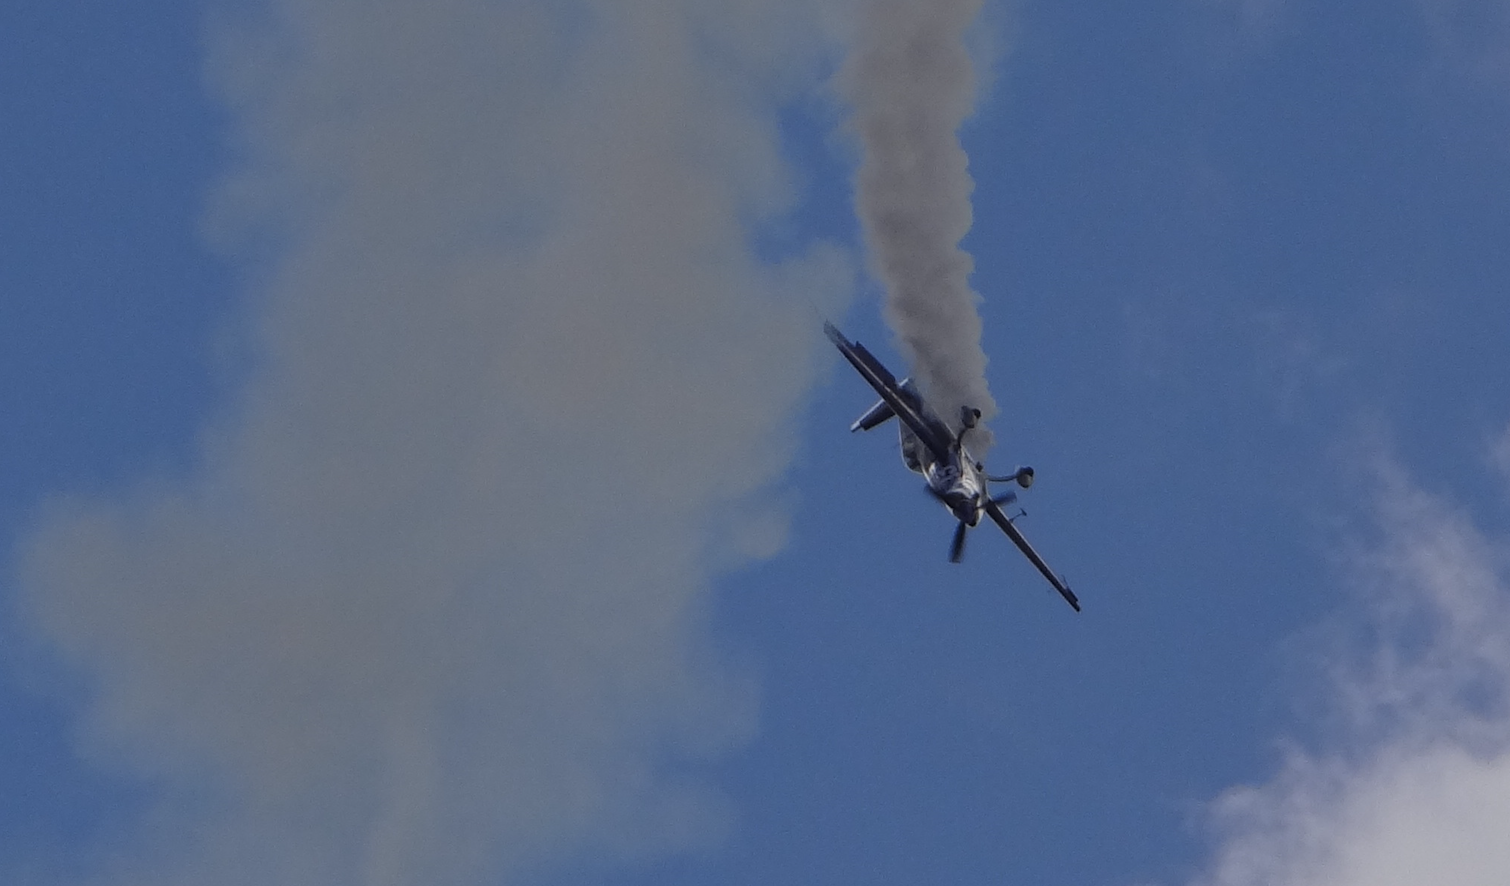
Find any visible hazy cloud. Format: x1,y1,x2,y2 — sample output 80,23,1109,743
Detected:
1490,424,1510,489
1183,0,1290,63
11,1,848,884
1210,0,1285,38
1192,431,1510,886
1417,0,1510,88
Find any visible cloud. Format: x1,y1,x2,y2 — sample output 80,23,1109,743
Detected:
1491,424,1510,489
9,2,849,884
1192,431,1510,886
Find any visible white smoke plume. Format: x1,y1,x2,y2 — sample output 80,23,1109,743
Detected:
840,0,999,450
1192,432,1510,886
9,2,847,884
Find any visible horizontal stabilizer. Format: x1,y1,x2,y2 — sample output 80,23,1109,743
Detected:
824,321,952,464
851,398,896,432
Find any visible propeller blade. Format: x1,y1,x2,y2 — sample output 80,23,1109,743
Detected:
948,520,968,563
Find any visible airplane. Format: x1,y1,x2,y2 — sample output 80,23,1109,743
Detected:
824,321,1081,612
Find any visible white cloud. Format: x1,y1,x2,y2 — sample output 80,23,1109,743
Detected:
1192,432,1510,886
1200,745,1510,886
10,2,850,884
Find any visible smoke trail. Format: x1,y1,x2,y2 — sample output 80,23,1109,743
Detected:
9,2,846,884
841,0,998,450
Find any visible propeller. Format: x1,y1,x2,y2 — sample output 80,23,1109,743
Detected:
925,483,975,563
948,519,969,563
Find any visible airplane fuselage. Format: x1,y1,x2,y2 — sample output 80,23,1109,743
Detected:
900,422,985,526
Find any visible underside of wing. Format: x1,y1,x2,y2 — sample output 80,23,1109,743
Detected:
984,501,1081,611
824,322,953,463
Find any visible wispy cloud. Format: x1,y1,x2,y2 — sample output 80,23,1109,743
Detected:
10,2,847,884
1186,0,1289,60
1417,0,1510,88
1192,430,1510,885
1490,424,1510,489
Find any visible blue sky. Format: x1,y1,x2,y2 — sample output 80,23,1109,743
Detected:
4,2,1510,885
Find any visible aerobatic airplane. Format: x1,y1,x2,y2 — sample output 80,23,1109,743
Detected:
825,322,1081,612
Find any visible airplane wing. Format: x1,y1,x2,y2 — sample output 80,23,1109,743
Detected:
984,500,1081,612
824,322,953,464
